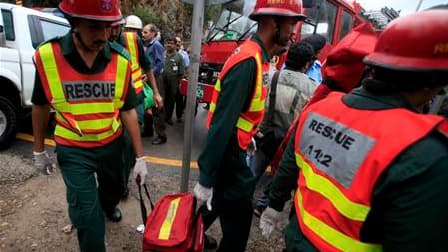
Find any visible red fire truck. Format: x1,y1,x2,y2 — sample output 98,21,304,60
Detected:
180,0,368,105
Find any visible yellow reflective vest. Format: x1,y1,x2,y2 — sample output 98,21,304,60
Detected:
34,41,131,148
206,39,270,150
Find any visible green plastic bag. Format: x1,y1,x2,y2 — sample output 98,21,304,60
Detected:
143,83,155,110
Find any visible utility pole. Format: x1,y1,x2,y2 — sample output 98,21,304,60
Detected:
180,0,206,192
180,0,235,192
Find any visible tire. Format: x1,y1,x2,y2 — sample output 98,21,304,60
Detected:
0,96,17,150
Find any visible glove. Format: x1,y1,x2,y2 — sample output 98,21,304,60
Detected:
193,182,213,211
246,137,257,157
133,156,148,185
259,207,281,238
33,151,56,175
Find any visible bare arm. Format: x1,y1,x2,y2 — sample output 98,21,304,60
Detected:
32,104,50,152
120,108,145,158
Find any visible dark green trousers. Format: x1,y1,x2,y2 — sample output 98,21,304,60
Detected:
56,134,128,252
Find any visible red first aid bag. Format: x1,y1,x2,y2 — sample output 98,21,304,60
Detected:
140,190,204,252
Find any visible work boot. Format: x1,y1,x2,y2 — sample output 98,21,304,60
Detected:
204,234,217,250
105,207,122,222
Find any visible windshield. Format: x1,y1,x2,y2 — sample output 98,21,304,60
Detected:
206,9,257,42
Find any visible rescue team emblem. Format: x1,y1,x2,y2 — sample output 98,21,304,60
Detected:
299,112,376,188
64,81,115,101
99,0,113,12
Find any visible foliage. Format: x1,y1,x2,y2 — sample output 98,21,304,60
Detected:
132,6,160,26
205,5,222,24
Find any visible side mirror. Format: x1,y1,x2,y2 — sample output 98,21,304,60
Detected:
303,0,316,8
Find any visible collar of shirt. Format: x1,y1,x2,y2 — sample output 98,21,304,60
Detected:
344,87,420,112
251,34,271,64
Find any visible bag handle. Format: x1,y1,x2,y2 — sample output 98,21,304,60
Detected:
138,182,154,226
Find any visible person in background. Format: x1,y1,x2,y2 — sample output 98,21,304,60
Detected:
162,36,184,125
176,36,190,70
192,0,306,251
174,36,189,122
260,10,448,251
31,0,148,250
142,23,167,145
302,34,326,84
251,41,316,217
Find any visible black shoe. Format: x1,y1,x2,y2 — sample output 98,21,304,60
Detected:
204,234,217,250
165,119,173,125
152,136,167,145
176,118,183,123
105,207,122,222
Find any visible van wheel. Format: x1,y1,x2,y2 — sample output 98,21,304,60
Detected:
0,97,17,150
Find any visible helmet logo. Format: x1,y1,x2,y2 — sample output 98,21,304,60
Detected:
99,0,113,13
434,43,448,57
267,0,294,4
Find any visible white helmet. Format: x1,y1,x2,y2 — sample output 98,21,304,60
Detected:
125,15,143,30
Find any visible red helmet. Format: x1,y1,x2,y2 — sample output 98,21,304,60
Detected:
364,10,448,72
249,0,306,20
59,0,122,22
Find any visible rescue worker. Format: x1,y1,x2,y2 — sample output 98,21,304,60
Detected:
260,10,448,251
109,16,159,199
31,0,148,251
192,0,306,251
123,15,163,110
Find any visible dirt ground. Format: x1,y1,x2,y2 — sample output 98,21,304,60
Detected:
0,147,290,252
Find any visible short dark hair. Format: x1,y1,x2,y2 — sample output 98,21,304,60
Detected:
302,34,326,53
164,35,177,43
285,41,314,71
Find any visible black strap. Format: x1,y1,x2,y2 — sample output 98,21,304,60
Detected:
138,183,154,226
266,71,281,123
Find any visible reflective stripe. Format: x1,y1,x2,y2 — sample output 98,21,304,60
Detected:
124,32,143,92
209,102,216,113
158,197,181,240
248,53,264,111
54,123,118,141
39,43,66,105
236,116,253,132
295,189,382,252
114,55,128,107
214,80,221,92
296,153,370,221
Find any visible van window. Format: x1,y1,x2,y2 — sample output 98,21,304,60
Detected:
1,9,15,41
40,19,70,41
339,10,353,41
301,0,338,43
